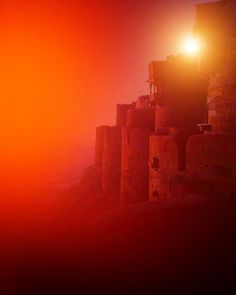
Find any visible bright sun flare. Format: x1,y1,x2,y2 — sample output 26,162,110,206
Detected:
183,38,200,55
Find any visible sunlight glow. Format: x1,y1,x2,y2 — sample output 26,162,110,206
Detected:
182,38,200,55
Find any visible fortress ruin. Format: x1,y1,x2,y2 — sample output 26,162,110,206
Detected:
94,0,236,205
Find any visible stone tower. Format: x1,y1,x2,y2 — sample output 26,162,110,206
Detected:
94,126,109,169
120,96,156,205
195,0,236,132
148,55,207,200
184,0,236,200
102,126,122,194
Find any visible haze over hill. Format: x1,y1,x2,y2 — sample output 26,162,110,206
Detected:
0,0,210,192
1,1,236,293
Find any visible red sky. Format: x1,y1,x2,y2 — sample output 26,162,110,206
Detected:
0,0,210,190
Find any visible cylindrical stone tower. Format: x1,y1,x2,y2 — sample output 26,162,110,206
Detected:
149,129,196,200
102,126,122,194
120,127,151,205
196,0,236,133
183,1,236,200
120,99,156,205
208,37,236,132
94,126,109,169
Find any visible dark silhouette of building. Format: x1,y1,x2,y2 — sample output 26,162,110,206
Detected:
94,0,236,205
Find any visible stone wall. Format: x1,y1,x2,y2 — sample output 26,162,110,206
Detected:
186,133,236,178
94,126,109,169
127,108,156,130
121,127,151,205
116,104,134,128
135,95,150,109
196,0,236,133
207,36,236,133
102,126,122,194
149,134,177,200
93,0,236,206
183,133,236,199
149,129,196,200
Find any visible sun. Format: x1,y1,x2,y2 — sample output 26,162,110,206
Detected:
182,38,200,55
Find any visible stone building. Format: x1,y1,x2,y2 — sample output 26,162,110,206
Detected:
148,54,207,200
120,96,156,205
183,0,236,200
93,0,236,206
94,126,109,170
121,127,151,205
101,126,122,194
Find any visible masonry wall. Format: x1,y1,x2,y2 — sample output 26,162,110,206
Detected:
94,1,236,206
121,127,151,205
172,0,236,201
102,126,122,194
116,104,134,128
186,134,236,178
207,36,236,133
127,108,156,130
149,134,177,200
94,126,109,169
183,133,236,200
155,97,207,131
149,129,195,200
195,1,236,133
135,95,150,109
208,57,236,133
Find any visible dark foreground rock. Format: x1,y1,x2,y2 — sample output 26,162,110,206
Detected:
1,194,236,294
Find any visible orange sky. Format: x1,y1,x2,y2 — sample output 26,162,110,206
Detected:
0,0,210,191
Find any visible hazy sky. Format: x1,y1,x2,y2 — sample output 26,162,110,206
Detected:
0,0,211,189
